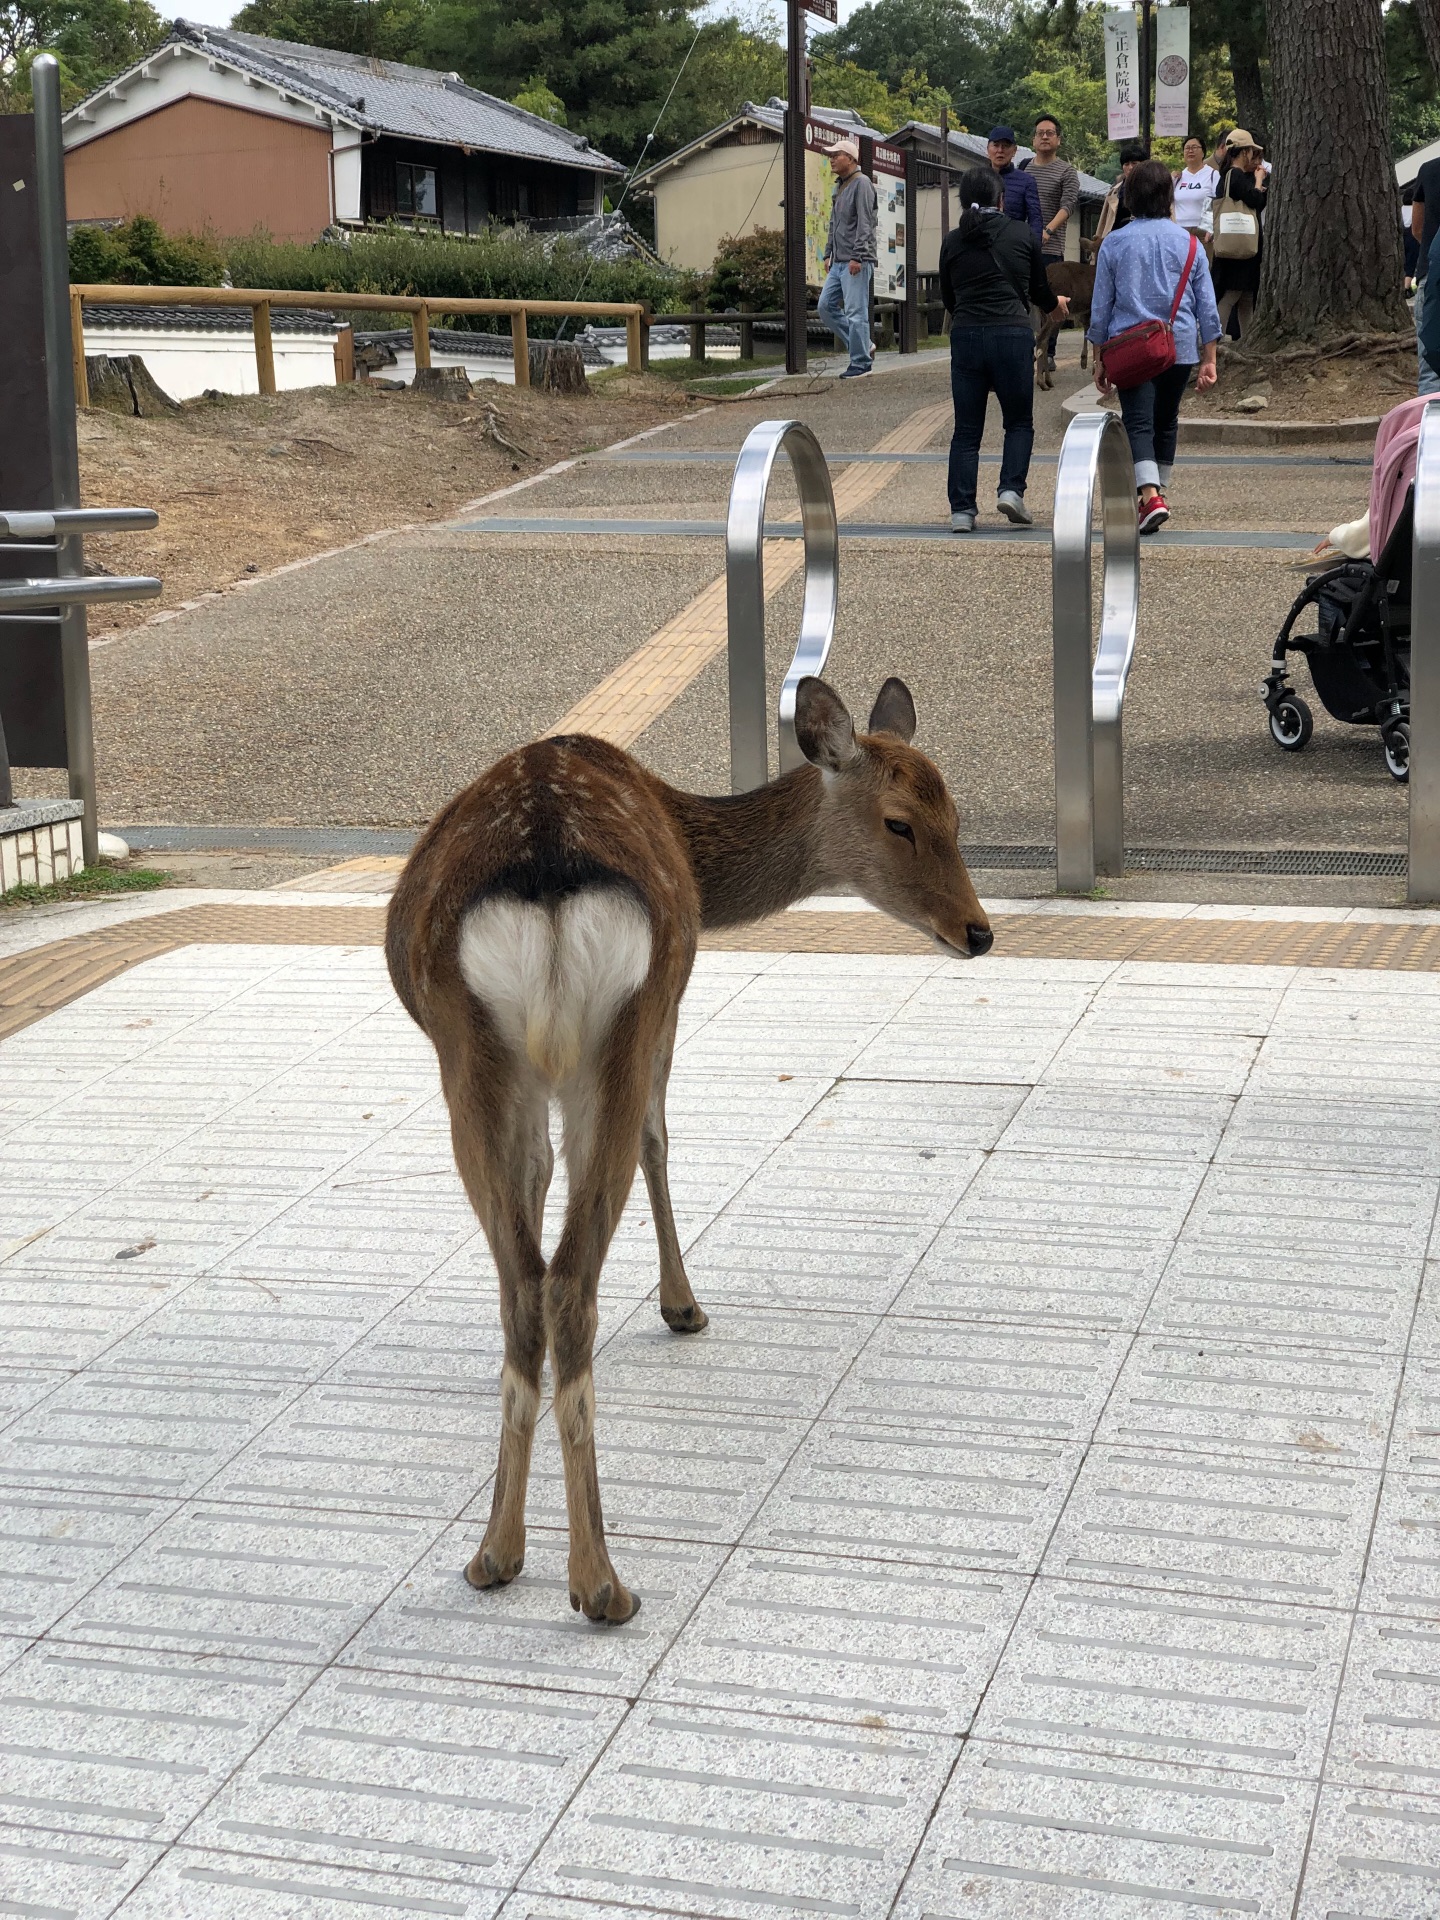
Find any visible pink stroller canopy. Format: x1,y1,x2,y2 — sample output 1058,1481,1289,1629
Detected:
1371,394,1435,560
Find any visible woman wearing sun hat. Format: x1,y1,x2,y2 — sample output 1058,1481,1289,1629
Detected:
1211,129,1268,340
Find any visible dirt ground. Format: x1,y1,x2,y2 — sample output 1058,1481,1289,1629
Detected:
78,373,697,633
1183,335,1414,422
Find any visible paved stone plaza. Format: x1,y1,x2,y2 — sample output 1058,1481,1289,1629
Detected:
4,886,1440,1917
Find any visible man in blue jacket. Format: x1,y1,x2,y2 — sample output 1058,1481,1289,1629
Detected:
987,126,1043,241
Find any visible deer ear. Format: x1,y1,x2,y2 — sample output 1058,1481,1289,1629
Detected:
867,677,917,743
794,676,859,772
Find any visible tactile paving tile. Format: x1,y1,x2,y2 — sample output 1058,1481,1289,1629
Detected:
894,1741,1314,1920
0,1273,192,1373
1218,1091,1440,1177
593,1305,873,1421
477,1404,807,1547
0,1823,160,1920
724,1136,985,1229
0,1640,312,1840
326,1288,509,1396
683,1212,937,1314
209,1184,479,1288
90,1280,406,1388
520,1700,956,1920
0,1367,66,1429
846,967,1107,1084
187,1669,623,1890
644,1545,1025,1735
340,1526,723,1699
55,1503,440,1665
972,1578,1347,1779
746,1421,1081,1572
796,1075,1027,1152
115,1845,505,1918
0,1373,298,1502
674,972,915,1080
1043,1446,1380,1608
1296,1784,1440,1918
203,1383,499,1517
999,1083,1235,1162
1359,1472,1440,1618
1096,1337,1402,1468
829,1317,1128,1444
1328,1612,1440,1794
1042,1020,1264,1096
0,1491,172,1638
1392,1331,1440,1475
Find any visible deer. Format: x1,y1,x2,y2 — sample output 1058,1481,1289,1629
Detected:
385,675,991,1625
1035,237,1099,391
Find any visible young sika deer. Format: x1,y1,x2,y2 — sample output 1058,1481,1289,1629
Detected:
386,676,991,1624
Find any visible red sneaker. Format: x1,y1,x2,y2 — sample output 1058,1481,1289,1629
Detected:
1138,492,1170,535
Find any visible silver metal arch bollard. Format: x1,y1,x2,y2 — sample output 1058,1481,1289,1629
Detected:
1052,408,1140,890
1410,399,1440,902
726,419,839,793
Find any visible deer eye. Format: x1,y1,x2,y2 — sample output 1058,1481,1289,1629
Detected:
885,818,915,843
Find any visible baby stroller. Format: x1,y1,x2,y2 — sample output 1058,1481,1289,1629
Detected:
1261,488,1412,783
1262,394,1425,785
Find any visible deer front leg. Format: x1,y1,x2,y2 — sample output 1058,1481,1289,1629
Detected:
641,1023,707,1334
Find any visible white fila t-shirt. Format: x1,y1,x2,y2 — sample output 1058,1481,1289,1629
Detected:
1173,164,1220,232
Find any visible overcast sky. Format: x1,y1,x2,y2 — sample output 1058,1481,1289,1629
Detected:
173,0,873,38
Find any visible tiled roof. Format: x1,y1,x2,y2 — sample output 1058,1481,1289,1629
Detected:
631,99,884,190
83,304,339,334
71,22,623,174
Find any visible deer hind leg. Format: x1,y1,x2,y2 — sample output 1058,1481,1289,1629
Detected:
450,1066,550,1592
641,1012,707,1334
550,1034,654,1624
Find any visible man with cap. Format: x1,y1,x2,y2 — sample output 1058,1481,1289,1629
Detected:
819,137,880,379
988,127,1043,241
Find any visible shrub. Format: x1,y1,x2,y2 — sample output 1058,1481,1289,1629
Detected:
222,224,679,335
706,229,784,313
68,215,225,287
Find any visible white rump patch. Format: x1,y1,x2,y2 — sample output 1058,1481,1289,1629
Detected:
458,887,652,1082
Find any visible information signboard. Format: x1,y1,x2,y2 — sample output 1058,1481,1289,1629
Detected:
872,142,907,300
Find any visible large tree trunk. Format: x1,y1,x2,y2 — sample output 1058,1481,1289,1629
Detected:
1223,0,1269,143
1257,0,1407,343
1415,0,1440,84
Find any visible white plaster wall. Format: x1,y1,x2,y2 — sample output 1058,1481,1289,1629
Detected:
83,326,338,399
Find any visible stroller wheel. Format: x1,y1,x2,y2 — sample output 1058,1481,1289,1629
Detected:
1384,720,1410,783
1269,695,1313,752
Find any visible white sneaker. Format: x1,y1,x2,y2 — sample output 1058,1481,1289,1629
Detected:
951,510,976,532
996,490,1033,526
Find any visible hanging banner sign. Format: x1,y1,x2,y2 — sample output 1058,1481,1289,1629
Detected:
1155,6,1191,138
872,142,906,299
802,0,838,18
1104,8,1140,141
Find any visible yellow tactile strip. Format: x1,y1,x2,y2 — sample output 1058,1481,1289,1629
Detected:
3,900,1439,1043
543,403,954,748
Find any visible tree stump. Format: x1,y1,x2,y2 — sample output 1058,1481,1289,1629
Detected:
528,341,588,395
84,354,179,416
410,365,473,401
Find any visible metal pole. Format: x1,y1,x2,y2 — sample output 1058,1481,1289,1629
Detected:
1409,399,1440,901
783,0,809,375
903,145,918,353
32,53,98,867
1052,409,1139,890
939,105,951,239
1141,0,1154,156
725,419,839,792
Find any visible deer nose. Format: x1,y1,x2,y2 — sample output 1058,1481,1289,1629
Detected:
967,924,994,957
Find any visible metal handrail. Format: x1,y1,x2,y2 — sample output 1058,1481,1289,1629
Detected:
0,508,157,539
0,577,161,612
1052,408,1140,890
725,419,839,793
1410,398,1440,901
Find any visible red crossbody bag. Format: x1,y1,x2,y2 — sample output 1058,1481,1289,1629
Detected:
1101,230,1198,391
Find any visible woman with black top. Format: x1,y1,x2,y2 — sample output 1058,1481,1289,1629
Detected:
1211,132,1267,339
939,165,1066,532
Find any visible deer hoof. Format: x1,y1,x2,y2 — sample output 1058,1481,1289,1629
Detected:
464,1543,523,1589
570,1578,641,1624
661,1301,709,1334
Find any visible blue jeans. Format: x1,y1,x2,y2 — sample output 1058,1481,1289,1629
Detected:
1117,361,1193,489
947,324,1035,513
1417,278,1440,395
818,261,874,372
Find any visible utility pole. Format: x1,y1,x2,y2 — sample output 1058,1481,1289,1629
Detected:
938,103,950,238
783,0,809,374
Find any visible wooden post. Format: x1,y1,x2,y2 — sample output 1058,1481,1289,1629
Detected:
738,300,754,361
903,147,919,355
512,307,530,388
70,290,89,409
333,324,355,383
412,302,431,372
252,301,276,395
689,319,705,363
634,304,649,371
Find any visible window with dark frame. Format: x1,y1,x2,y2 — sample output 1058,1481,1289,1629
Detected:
395,162,439,220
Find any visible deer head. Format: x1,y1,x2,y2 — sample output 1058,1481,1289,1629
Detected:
793,676,992,958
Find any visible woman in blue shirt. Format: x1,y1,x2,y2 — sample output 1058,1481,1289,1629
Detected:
1088,159,1222,534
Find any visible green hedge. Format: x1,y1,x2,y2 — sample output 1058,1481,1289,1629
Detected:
223,225,679,334
69,216,226,287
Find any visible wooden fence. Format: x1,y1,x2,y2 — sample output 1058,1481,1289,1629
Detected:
69,284,650,403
